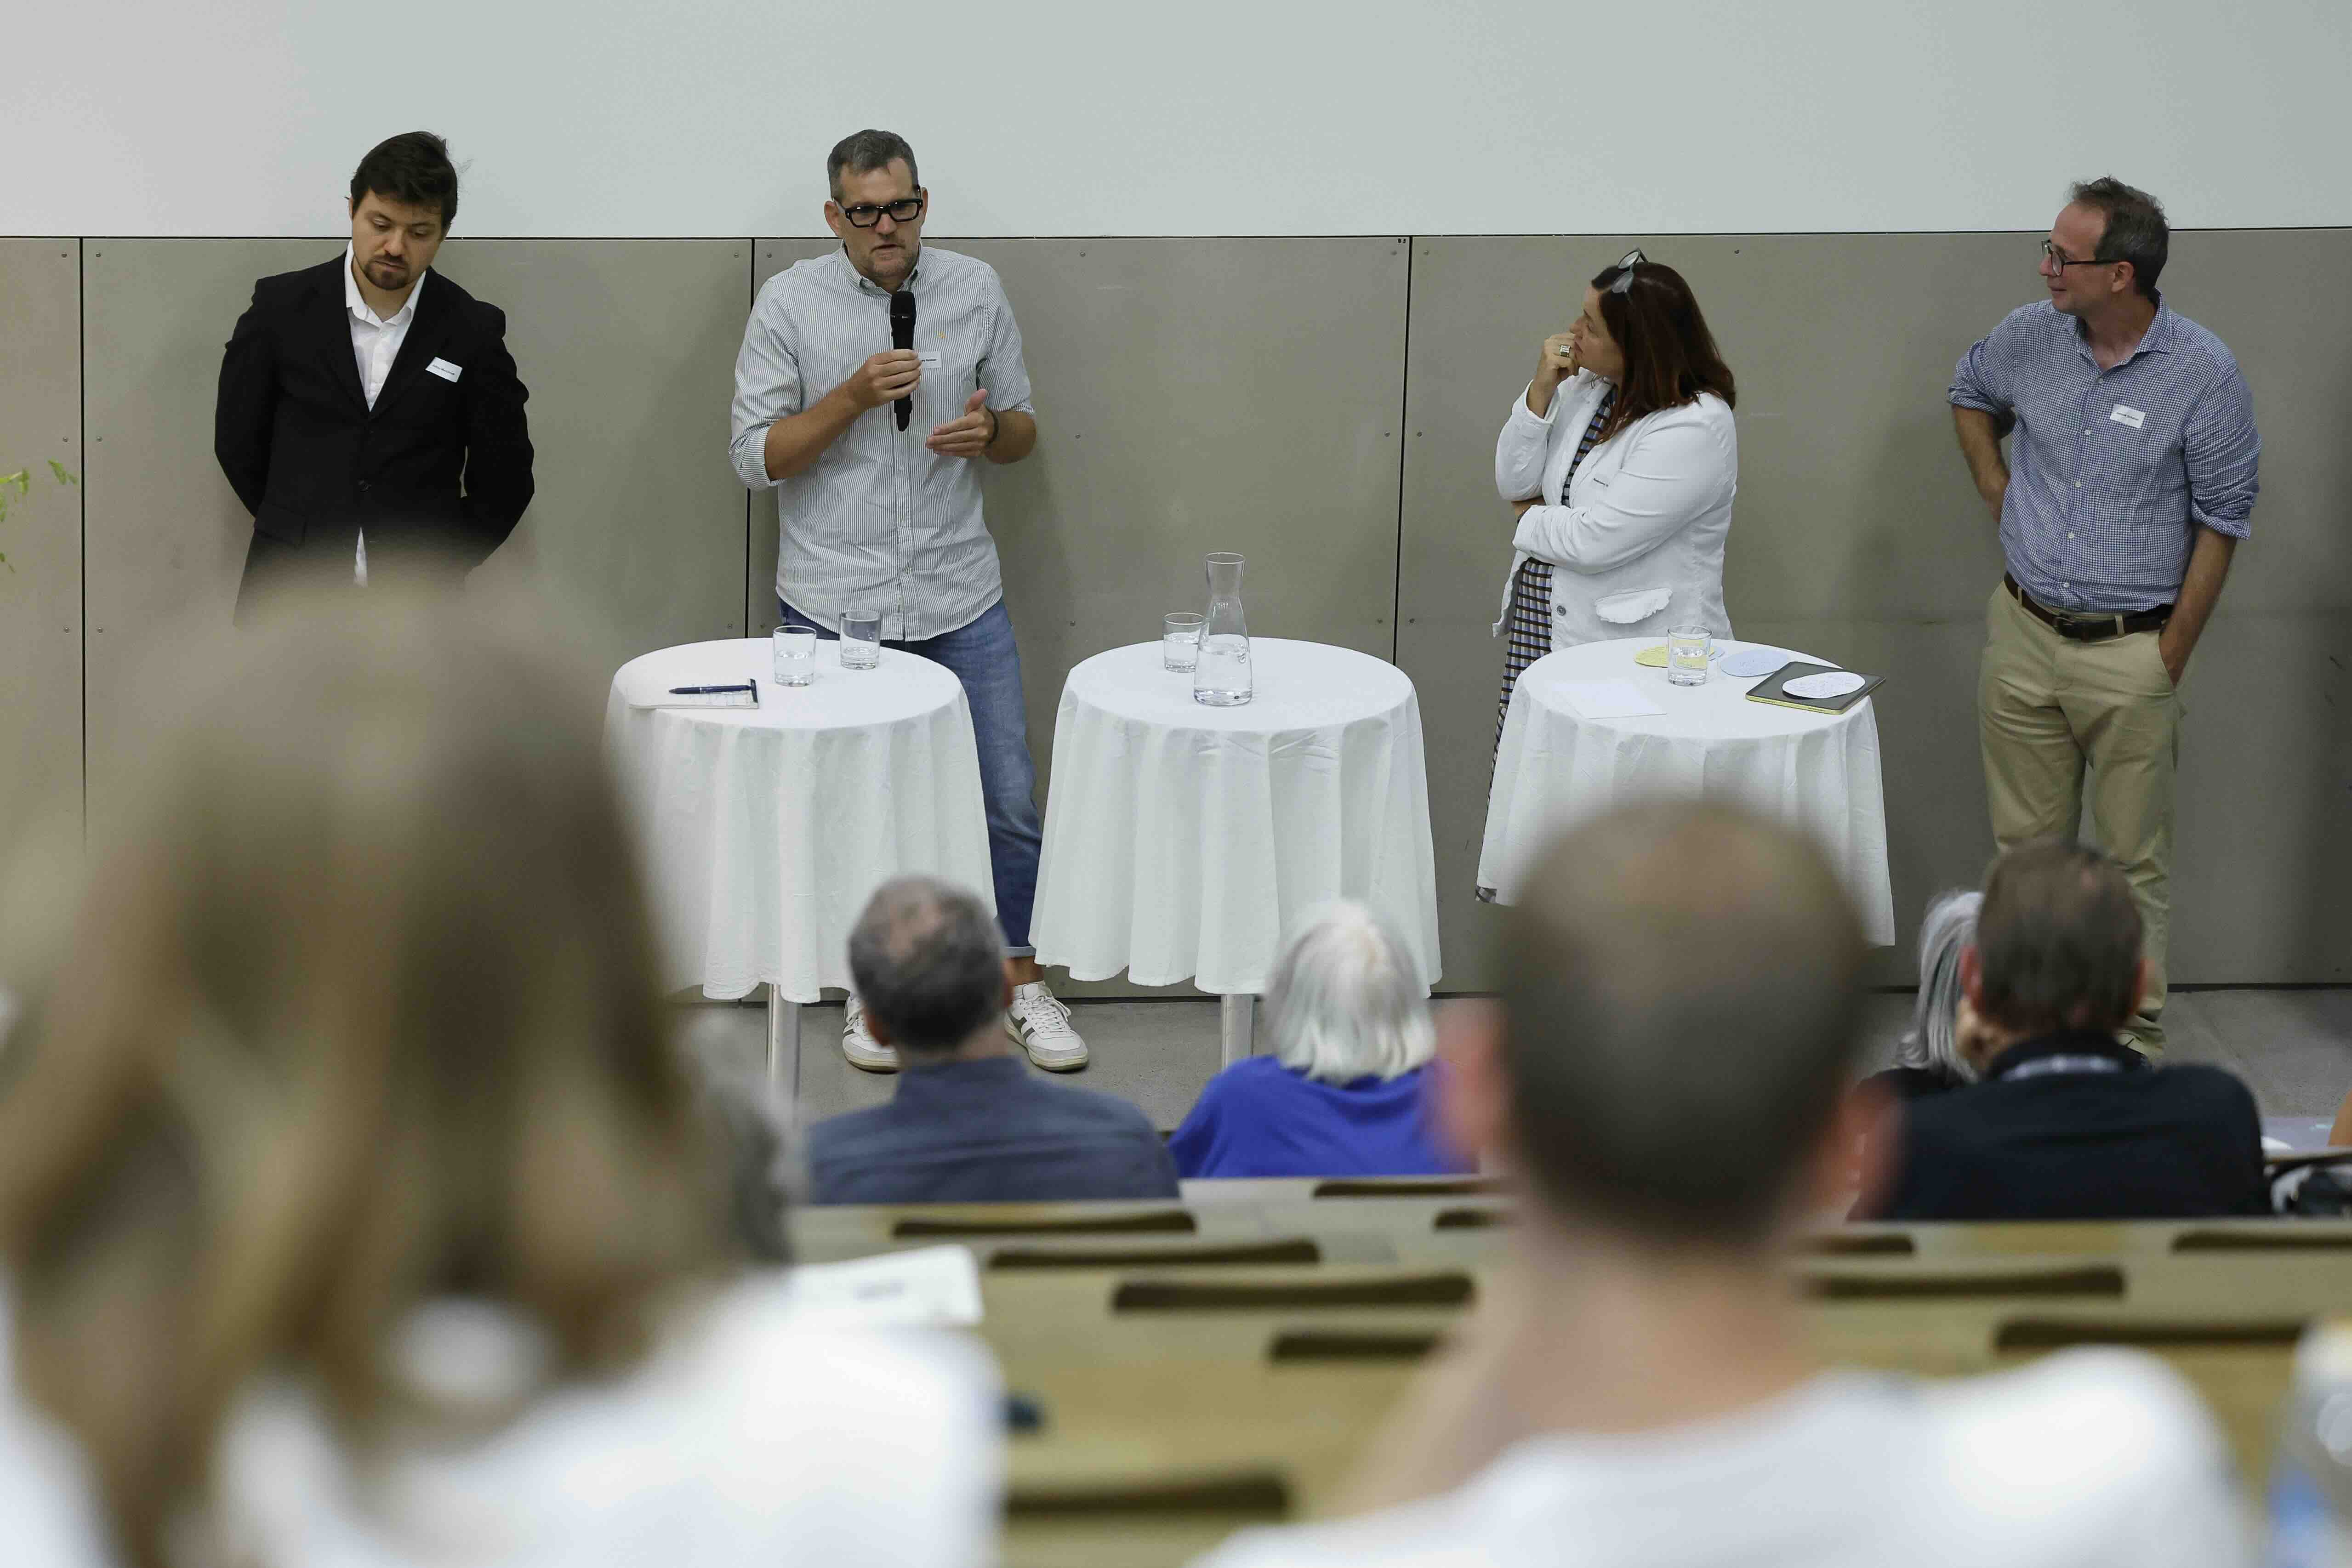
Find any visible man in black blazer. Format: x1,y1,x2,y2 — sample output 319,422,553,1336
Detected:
215,131,533,623
1867,837,2267,1221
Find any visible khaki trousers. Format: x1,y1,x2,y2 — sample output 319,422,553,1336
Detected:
1978,582,2181,1053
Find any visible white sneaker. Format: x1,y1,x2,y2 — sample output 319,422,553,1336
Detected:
1008,982,1088,1071
841,995,899,1074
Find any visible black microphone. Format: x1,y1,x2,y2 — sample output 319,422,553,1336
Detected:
890,289,916,431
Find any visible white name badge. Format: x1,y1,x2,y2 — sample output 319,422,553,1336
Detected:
917,350,942,369
426,357,463,383
2109,403,2146,429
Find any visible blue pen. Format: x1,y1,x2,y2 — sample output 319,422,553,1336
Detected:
669,683,756,695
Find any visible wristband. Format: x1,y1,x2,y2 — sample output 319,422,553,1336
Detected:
981,405,1001,451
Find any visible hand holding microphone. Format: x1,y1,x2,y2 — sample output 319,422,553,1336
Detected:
849,350,923,412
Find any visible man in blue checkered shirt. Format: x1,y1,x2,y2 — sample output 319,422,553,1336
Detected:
1949,177,2260,1057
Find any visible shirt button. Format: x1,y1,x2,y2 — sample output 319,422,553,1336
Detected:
2067,532,2075,540
2075,481,2083,489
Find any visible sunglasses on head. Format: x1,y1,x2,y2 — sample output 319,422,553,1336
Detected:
1608,249,1646,295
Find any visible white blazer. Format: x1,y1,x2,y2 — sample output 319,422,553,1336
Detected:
1492,370,1737,648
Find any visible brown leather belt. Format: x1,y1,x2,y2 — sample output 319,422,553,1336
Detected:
2003,574,2172,643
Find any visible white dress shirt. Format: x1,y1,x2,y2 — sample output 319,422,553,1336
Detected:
728,247,1035,641
343,244,427,585
1492,369,1738,649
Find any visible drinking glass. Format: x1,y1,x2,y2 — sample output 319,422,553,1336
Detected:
839,610,882,670
772,627,817,687
1162,612,1203,671
1666,625,1712,687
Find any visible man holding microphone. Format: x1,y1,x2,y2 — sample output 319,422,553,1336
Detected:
729,129,1084,1074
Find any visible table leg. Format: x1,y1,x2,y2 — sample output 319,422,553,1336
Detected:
766,986,801,1106
1220,993,1256,1065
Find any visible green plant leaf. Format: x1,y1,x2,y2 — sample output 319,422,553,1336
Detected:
47,460,80,488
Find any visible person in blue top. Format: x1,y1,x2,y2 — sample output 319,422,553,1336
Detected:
1170,903,1470,1180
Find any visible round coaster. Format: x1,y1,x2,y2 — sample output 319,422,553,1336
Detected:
1785,670,1866,699
1719,648,1792,678
1635,645,1721,668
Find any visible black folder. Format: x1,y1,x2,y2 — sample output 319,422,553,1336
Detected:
1743,660,1884,716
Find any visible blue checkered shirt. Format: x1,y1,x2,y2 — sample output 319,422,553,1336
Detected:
1950,298,2259,614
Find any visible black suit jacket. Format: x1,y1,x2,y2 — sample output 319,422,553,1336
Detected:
1872,1033,2269,1221
214,255,533,619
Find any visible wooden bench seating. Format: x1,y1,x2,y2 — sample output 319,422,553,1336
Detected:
780,1195,2352,1567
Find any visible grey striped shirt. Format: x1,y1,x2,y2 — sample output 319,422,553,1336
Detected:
729,247,1035,640
1950,298,2258,614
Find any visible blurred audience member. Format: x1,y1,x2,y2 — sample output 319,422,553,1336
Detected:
1199,805,2246,1568
1168,903,1467,1179
0,595,999,1568
1867,838,2266,1221
806,876,1178,1204
1864,891,1984,1102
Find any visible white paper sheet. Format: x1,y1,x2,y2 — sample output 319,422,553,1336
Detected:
1556,680,1667,720
772,1245,985,1327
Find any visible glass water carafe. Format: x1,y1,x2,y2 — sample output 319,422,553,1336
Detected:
1192,551,1252,706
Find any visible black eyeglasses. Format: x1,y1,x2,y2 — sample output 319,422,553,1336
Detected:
2040,239,2115,270
841,195,924,228
1607,248,1646,294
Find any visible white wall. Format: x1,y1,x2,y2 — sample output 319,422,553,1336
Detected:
8,0,2348,238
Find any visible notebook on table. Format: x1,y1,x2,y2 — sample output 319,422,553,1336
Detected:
1744,661,1884,716
633,680,760,710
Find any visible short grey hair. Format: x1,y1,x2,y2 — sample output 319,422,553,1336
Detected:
1891,891,1982,1084
1264,903,1434,1084
827,129,918,202
846,876,1002,1055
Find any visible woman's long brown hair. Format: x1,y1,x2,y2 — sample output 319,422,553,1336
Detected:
0,590,734,1567
1590,257,1737,443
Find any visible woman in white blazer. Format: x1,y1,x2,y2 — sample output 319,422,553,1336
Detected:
1491,252,1739,749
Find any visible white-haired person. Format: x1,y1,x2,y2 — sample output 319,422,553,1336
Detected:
1863,891,1985,1103
1168,903,1469,1180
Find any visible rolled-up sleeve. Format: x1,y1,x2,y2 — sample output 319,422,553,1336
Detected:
1949,319,2016,415
1495,383,1560,499
1511,411,1733,574
2183,367,2259,540
978,274,1035,416
729,287,801,490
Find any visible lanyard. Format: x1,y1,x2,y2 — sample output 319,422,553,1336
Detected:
1997,1054,2126,1084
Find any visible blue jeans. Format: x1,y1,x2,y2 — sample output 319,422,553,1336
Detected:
780,597,1043,955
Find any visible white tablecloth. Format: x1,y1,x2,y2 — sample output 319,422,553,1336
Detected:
1031,638,1442,995
1478,637,1896,944
604,639,994,1003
